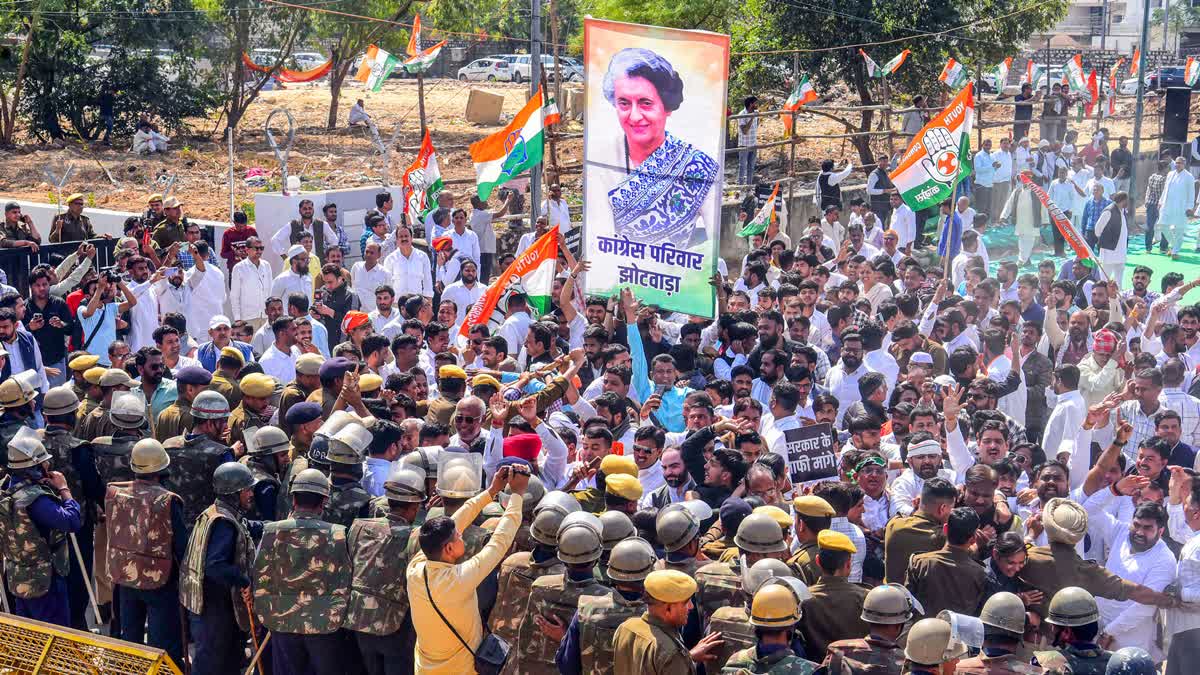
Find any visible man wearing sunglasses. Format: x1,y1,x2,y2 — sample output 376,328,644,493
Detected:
230,236,273,332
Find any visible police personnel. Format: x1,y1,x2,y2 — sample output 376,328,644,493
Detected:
324,422,374,526
179,462,261,675
695,511,791,621
78,368,136,439
76,365,105,427
0,374,38,448
253,468,354,671
656,504,709,577
799,530,869,661
227,372,276,447
903,618,962,675
105,438,187,666
490,490,573,649
279,353,325,437
346,467,425,675
788,495,835,585
239,425,291,521
519,512,608,673
42,385,103,631
1038,586,1112,675
612,569,723,674
163,389,235,523
0,428,82,626
821,582,914,675
49,193,98,242
721,581,821,674
156,366,212,441
705,558,799,669
557,536,657,675
955,592,1043,675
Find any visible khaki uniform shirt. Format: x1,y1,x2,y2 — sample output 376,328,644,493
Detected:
277,382,315,437
613,612,695,675
883,510,945,584
905,544,989,619
50,213,96,242
799,574,868,662
787,540,822,586
1017,542,1136,619
155,400,193,442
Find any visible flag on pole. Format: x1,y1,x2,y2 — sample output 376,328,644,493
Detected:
991,57,1012,90
1019,172,1098,267
469,86,560,200
1022,62,1045,88
781,75,818,134
1065,54,1088,95
1084,69,1099,116
737,183,780,237
1106,59,1123,117
355,45,400,92
860,50,881,78
937,210,963,261
403,130,443,222
1187,57,1200,87
1130,48,1141,76
458,226,560,339
888,83,974,211
881,50,910,76
403,14,446,73
939,58,969,89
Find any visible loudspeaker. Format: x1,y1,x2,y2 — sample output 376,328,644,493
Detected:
1163,87,1191,145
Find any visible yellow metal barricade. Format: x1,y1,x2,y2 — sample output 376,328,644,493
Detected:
0,613,182,674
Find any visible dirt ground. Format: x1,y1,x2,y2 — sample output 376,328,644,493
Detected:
0,77,1170,220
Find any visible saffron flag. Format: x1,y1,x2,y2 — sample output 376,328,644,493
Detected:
1084,69,1099,116
459,226,560,339
1107,59,1123,117
1065,54,1088,95
1187,57,1200,87
403,130,443,222
888,83,974,211
991,57,1012,90
1130,48,1141,76
1019,172,1097,267
469,86,560,200
737,183,779,237
355,45,399,91
781,75,818,135
939,58,968,89
403,14,446,73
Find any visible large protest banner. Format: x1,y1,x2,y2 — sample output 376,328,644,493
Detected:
783,423,838,487
582,18,728,319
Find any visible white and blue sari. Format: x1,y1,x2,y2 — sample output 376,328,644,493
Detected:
607,131,719,247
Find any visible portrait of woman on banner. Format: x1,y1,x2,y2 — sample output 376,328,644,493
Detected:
598,47,720,248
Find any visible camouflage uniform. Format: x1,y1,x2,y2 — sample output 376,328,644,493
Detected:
821,635,905,675
226,403,273,449
722,646,819,674
655,555,708,578
1032,644,1112,675
43,425,97,629
240,455,287,521
613,612,696,675
347,511,419,675
324,476,372,527
91,431,142,607
490,552,566,659
515,573,608,673
154,399,194,442
43,428,89,503
955,651,1044,675
695,558,745,622
178,500,255,674
253,507,354,670
162,433,234,523
574,590,646,675
707,604,756,670
0,482,71,599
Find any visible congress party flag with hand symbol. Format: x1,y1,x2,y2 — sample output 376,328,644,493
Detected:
889,83,974,211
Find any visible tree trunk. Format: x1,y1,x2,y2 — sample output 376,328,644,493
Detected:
851,58,876,166
326,60,352,130
1,1,41,144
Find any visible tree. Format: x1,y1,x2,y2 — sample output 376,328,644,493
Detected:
311,0,417,130
1152,5,1200,55
195,0,309,134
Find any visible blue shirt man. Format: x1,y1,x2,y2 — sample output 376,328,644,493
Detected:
628,324,692,433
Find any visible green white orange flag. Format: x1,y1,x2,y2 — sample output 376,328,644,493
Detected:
991,57,1012,89
469,86,560,200
1020,172,1097,267
881,50,910,76
356,45,399,91
404,15,446,73
1023,62,1046,88
737,183,779,237
403,130,443,222
458,225,560,339
781,75,817,135
939,58,968,89
1065,54,1088,95
860,50,882,78
888,83,974,211
1188,57,1200,87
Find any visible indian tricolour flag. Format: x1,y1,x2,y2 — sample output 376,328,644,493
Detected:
939,58,968,89
1022,62,1045,88
889,83,974,211
881,50,910,76
781,75,817,135
403,130,442,221
403,14,446,74
458,226,560,340
991,57,1012,89
1187,57,1200,87
1065,54,1088,95
355,45,399,92
737,183,779,237
469,86,560,200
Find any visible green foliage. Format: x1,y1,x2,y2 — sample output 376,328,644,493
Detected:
2,0,220,141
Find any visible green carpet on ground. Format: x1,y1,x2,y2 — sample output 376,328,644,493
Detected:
976,223,1200,305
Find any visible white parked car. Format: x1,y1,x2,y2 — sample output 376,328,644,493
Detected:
1119,75,1151,95
457,58,512,82
508,54,582,84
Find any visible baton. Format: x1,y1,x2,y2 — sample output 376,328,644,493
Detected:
68,532,103,626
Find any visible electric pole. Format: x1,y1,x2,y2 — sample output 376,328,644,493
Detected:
1132,0,1151,203
529,0,543,230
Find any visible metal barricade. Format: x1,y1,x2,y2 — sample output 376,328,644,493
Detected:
0,612,182,674
0,239,119,296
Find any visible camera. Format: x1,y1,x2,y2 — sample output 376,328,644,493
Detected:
103,269,121,284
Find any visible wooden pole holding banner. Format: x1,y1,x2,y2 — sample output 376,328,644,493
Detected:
529,0,543,231
788,52,799,207
543,71,560,186
416,73,428,135
228,126,236,222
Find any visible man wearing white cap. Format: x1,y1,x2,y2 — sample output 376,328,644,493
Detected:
271,245,314,304
197,316,254,372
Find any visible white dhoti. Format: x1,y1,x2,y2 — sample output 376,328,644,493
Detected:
1002,184,1040,264
1158,169,1196,254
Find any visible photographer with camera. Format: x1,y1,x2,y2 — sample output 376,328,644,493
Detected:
79,267,137,367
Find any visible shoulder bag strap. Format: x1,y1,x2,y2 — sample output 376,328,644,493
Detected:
81,305,109,352
423,566,476,657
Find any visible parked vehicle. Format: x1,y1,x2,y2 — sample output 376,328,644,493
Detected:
1119,75,1152,95
1150,66,1199,90
458,58,512,82
508,54,582,83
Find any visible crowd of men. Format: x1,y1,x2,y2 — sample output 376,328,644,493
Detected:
0,170,1198,675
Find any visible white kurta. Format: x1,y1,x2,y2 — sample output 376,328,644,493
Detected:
1159,169,1196,227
